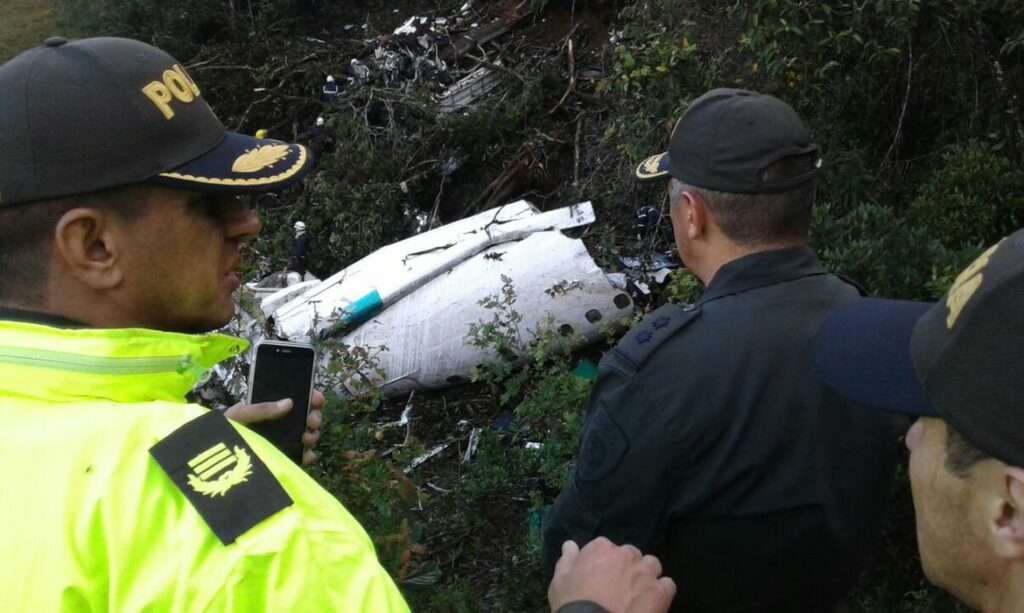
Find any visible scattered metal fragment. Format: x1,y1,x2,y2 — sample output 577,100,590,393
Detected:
462,427,482,463
437,66,501,113
405,442,453,474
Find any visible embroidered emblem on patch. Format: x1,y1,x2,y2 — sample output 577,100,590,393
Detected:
577,407,629,483
232,144,290,173
187,443,253,498
636,329,654,344
651,316,670,329
151,411,292,544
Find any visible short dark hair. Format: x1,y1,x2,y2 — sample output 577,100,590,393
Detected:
945,425,992,478
0,185,150,304
683,153,818,245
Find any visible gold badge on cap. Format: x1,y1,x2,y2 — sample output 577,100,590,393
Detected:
946,240,1002,329
640,153,665,177
232,144,290,174
186,442,253,497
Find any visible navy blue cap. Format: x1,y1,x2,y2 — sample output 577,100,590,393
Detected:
813,230,1024,468
812,299,935,417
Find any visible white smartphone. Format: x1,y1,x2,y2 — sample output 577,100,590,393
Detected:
246,340,316,464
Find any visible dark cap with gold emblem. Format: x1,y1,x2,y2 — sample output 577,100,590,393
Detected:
813,229,1024,467
635,88,820,194
0,36,312,206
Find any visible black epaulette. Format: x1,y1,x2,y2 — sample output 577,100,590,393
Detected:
150,411,293,545
611,303,702,373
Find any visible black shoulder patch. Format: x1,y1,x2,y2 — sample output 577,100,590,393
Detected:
576,405,629,483
612,303,702,371
150,411,293,545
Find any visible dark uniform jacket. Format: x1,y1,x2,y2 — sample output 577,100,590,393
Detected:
290,231,313,275
542,246,906,612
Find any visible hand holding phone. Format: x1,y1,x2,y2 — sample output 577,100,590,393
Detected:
246,340,317,464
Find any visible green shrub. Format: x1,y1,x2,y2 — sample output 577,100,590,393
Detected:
810,201,976,301
909,143,1024,250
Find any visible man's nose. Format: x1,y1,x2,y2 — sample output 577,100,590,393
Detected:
905,418,924,452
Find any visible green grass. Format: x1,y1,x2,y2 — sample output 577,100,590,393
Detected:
0,0,56,63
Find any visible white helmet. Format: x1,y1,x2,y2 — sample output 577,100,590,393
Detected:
294,221,307,232
326,75,335,83
315,116,325,127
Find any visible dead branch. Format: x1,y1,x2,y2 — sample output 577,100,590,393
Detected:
464,53,525,82
234,94,273,131
880,37,913,172
573,113,583,188
549,38,577,114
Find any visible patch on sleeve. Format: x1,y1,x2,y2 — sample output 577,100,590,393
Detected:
576,406,629,483
612,303,702,371
150,411,293,545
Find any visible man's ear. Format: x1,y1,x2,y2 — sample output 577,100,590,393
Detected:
989,467,1024,560
681,190,708,241
53,208,125,290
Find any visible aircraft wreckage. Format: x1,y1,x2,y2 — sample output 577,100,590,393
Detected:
231,201,635,398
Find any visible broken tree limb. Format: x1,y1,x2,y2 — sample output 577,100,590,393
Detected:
464,53,525,82
549,38,577,114
573,114,583,188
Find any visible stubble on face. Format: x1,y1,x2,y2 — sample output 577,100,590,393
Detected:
115,188,255,333
908,418,995,607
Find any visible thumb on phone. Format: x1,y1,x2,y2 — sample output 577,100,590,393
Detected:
225,398,294,425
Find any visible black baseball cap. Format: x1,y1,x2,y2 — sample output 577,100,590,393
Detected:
813,230,1024,468
0,37,312,206
635,88,820,194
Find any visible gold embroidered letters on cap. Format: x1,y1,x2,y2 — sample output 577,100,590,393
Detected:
946,240,1001,329
232,144,290,173
142,64,202,121
186,442,253,497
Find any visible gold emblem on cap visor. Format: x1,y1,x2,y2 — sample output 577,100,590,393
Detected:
232,144,291,174
946,240,1002,329
639,153,666,177
186,442,253,497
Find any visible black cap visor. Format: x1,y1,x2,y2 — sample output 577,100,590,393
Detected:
812,298,938,417
148,131,313,195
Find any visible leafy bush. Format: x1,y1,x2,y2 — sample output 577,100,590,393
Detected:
809,202,971,301
311,342,429,585
908,143,1024,250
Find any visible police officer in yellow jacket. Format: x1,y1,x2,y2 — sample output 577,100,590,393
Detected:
0,37,409,611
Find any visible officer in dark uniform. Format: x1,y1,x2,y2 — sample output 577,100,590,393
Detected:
542,89,907,612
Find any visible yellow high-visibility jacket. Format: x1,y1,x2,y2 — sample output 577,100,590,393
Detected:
0,320,410,612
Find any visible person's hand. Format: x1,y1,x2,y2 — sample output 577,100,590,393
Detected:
548,538,676,613
224,389,325,466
